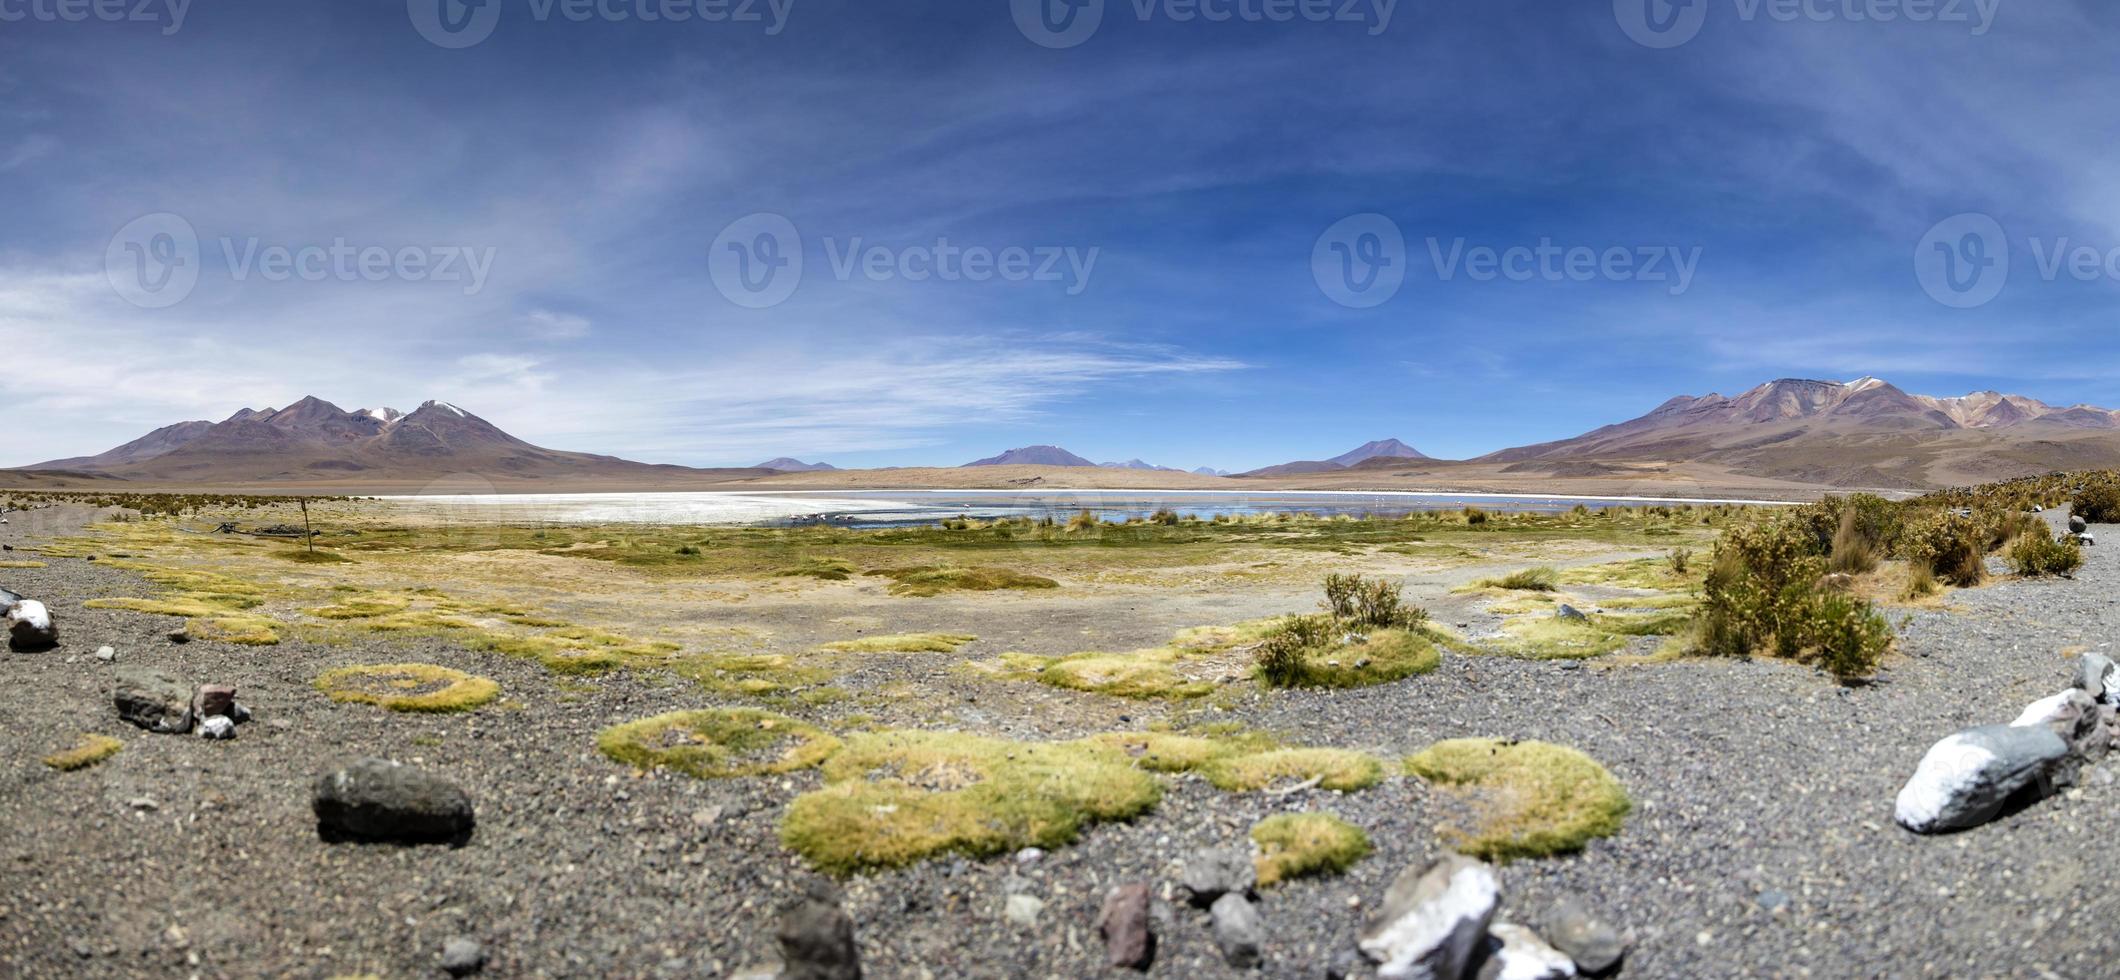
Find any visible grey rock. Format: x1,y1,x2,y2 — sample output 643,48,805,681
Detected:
1474,923,1577,980
1544,898,1626,976
93,645,116,662
231,702,252,725
1555,604,1588,622
441,936,486,976
197,715,236,740
2080,652,2120,703
2070,514,2089,535
1004,893,1043,929
114,667,195,735
1181,847,1256,907
1894,724,2070,833
1360,855,1500,980
778,886,861,980
1096,882,1155,971
6,599,56,652
167,628,191,644
1209,893,1262,969
312,758,475,846
0,586,18,615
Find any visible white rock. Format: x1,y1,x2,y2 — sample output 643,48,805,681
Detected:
1484,924,1577,980
1004,893,1043,929
2013,691,2077,727
1361,855,1501,980
1895,724,2068,833
6,599,55,651
198,716,236,740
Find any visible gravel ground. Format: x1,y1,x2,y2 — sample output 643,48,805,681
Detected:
2,509,2116,978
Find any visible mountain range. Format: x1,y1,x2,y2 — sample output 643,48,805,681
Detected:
21,378,2120,492
25,397,758,486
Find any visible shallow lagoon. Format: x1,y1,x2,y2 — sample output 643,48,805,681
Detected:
374,488,1785,528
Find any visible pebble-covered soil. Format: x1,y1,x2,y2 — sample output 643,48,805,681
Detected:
2,508,2115,978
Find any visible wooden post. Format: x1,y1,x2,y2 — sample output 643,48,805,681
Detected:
299,497,314,553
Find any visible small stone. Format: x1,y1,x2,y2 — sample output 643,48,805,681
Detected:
1004,893,1044,929
1757,889,1788,911
778,885,861,980
1209,893,1263,969
441,936,486,976
1181,847,1256,907
167,628,191,644
197,716,236,740
1360,855,1500,980
312,758,475,846
94,646,116,662
1554,604,1588,622
128,797,158,812
231,703,253,725
1015,847,1045,865
1097,882,1155,971
1544,898,1626,976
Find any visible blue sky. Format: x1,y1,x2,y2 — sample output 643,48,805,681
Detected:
4,0,2118,471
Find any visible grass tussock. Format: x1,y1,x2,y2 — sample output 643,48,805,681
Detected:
821,633,977,654
1405,739,1630,862
314,663,501,713
598,709,840,779
778,557,858,581
780,730,1161,874
1476,567,1560,592
42,733,123,772
982,619,1285,700
2009,531,2084,578
868,565,1060,597
1251,812,1372,887
1202,747,1384,793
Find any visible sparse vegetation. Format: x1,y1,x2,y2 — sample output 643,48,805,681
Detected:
1258,575,1437,688
821,632,978,653
778,557,857,580
314,663,501,713
868,565,1060,597
1251,813,1371,887
597,709,840,779
42,733,123,771
1201,747,1384,793
779,730,1161,874
1692,514,1894,680
2009,531,2084,578
1478,567,1560,592
1406,739,1630,862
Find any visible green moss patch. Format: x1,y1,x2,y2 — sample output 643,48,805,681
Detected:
315,663,501,713
1259,627,1441,689
1405,739,1631,862
1252,813,1371,887
598,709,841,779
1203,747,1384,793
975,619,1283,700
43,734,122,771
781,730,1161,874
868,565,1060,597
822,633,978,654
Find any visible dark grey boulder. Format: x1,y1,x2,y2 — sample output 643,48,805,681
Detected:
778,884,861,980
114,667,194,734
1894,724,2069,834
312,758,474,846
2070,514,2089,535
